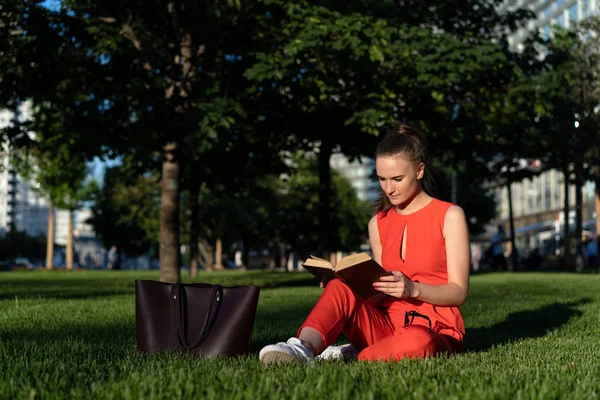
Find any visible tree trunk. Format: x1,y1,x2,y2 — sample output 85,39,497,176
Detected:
46,200,55,270
286,249,295,272
507,182,519,271
595,175,600,270
274,243,282,268
318,136,333,259
189,249,200,277
159,141,181,283
242,233,250,269
188,172,201,279
574,161,584,272
562,165,571,268
198,238,214,271
66,209,74,270
214,238,224,270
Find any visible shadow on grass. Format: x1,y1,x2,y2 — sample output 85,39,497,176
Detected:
0,320,136,362
0,300,307,360
0,272,317,300
0,290,135,301
465,299,589,352
0,279,135,300
8,295,586,360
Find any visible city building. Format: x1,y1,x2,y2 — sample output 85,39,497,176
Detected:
0,104,103,266
330,153,380,204
488,0,599,260
493,169,596,256
499,0,599,52
0,102,51,238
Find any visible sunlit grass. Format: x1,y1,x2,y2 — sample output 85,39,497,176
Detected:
1,270,599,399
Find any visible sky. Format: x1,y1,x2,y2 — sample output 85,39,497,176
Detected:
40,0,61,11
89,157,122,187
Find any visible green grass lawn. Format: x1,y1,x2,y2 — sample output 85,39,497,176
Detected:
1,270,599,400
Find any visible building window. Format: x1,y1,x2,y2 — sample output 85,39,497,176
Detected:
543,25,551,39
503,187,509,219
555,13,565,27
544,172,552,210
542,6,552,19
582,0,591,17
527,180,535,213
586,181,595,202
554,170,562,207
568,4,578,22
536,176,542,211
519,182,525,216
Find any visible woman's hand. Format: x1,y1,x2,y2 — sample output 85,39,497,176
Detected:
319,276,333,289
372,271,416,299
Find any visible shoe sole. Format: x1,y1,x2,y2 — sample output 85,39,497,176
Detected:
259,350,298,365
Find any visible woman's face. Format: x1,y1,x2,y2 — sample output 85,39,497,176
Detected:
376,154,424,207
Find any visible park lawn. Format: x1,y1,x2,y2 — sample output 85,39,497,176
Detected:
0,270,599,400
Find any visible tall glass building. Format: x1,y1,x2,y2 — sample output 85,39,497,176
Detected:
499,0,598,52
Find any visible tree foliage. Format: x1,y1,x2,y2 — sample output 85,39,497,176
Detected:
272,153,372,256
89,161,160,257
0,0,551,272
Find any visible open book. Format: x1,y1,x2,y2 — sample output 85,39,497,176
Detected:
302,252,389,299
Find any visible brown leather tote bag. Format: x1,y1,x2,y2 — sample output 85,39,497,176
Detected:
135,280,260,357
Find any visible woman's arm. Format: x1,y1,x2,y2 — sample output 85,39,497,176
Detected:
368,215,382,265
411,205,470,306
373,205,470,307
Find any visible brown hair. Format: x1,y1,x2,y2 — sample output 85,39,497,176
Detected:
374,123,434,213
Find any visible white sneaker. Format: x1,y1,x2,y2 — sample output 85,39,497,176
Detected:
259,337,314,365
315,343,359,362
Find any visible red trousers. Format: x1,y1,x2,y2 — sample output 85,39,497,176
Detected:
298,279,462,361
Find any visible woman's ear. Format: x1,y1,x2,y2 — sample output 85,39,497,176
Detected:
417,163,425,180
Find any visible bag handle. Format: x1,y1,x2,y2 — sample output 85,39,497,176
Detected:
171,283,223,349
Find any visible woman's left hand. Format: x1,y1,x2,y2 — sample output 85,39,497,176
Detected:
372,271,415,299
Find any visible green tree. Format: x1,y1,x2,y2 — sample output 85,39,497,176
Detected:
526,19,600,266
0,0,540,278
246,1,536,258
9,102,91,270
12,150,90,270
180,116,289,276
274,153,372,257
0,1,257,282
89,161,160,259
246,5,409,256
0,231,46,264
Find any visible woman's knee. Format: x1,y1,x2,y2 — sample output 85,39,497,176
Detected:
397,326,440,357
324,278,352,294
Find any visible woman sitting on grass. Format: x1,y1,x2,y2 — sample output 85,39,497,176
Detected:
259,123,470,364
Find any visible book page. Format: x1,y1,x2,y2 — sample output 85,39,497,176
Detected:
302,261,336,285
303,256,333,269
335,252,373,271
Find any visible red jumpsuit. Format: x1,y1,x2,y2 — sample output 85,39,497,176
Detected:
298,198,465,361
